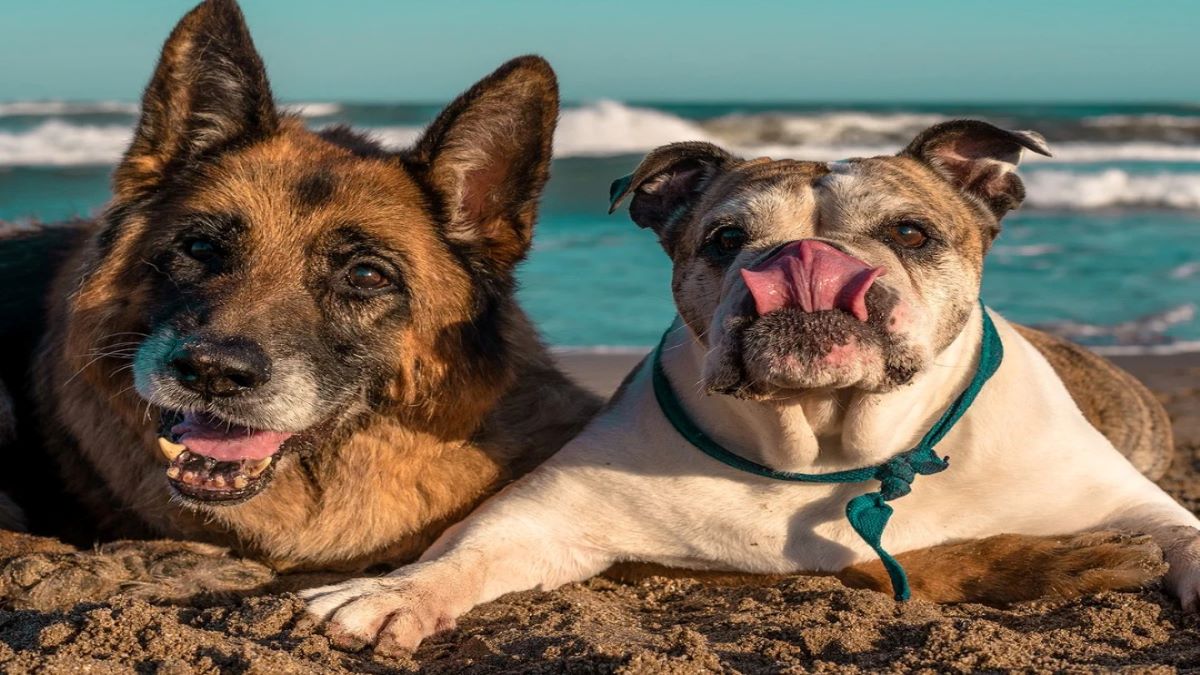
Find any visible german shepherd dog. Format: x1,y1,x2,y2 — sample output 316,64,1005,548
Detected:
0,0,1175,604
2,0,599,571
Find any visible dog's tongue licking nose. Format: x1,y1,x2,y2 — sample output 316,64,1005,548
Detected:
171,413,292,462
740,240,885,321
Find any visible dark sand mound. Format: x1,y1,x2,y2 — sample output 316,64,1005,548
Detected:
1,354,1198,673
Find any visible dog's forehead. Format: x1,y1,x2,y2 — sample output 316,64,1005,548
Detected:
185,128,434,243
700,158,828,216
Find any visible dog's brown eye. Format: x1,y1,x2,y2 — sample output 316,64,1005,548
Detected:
888,222,929,249
348,264,390,290
186,238,218,261
714,226,749,253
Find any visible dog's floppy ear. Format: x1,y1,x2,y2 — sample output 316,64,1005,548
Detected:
902,120,1051,220
114,0,278,200
609,142,735,241
410,56,559,272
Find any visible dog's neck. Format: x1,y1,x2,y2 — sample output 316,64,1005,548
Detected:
660,305,984,473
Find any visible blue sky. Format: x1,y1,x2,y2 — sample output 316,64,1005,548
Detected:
1,0,1196,102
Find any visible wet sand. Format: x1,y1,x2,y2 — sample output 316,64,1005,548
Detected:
0,352,1199,673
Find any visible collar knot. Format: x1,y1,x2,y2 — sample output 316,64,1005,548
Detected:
874,447,950,500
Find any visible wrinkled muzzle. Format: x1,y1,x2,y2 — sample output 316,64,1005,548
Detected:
740,240,886,321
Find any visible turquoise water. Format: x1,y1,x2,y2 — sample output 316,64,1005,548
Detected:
2,101,1199,350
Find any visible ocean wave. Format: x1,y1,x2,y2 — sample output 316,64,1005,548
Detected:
0,100,138,117
991,244,1062,257
0,120,132,166
700,110,945,147
6,104,1200,209
281,102,344,117
554,102,1200,163
1034,304,1196,348
1171,262,1200,279
1022,169,1200,210
554,100,716,156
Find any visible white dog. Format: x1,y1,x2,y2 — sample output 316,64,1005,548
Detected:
305,121,1200,653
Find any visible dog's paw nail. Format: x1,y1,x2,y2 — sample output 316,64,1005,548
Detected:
324,624,371,652
375,631,420,657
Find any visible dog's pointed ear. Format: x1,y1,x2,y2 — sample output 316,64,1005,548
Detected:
410,56,559,272
902,120,1051,219
608,142,735,239
114,0,278,200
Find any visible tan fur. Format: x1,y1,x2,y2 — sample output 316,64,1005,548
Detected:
839,531,1166,605
608,529,1166,606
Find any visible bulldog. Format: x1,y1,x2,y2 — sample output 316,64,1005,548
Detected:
304,121,1200,653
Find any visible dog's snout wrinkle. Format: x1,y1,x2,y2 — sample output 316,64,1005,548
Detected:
741,239,885,321
170,338,272,398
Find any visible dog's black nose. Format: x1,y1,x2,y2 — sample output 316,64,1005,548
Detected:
170,338,271,397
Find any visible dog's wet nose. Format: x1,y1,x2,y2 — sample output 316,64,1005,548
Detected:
170,338,272,398
740,240,886,321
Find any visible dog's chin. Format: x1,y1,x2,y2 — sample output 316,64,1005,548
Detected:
708,308,922,398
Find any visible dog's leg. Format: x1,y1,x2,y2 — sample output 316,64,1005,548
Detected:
301,476,615,655
838,531,1166,605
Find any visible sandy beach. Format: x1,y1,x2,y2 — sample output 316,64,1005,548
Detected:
0,351,1196,672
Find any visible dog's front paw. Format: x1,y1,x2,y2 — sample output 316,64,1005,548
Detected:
301,573,458,655
1161,526,1200,611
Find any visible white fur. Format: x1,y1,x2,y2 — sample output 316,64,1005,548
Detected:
304,304,1200,651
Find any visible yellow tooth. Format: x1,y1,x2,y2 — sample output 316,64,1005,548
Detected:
233,475,249,489
166,466,181,479
211,475,227,488
157,437,186,462
245,457,272,477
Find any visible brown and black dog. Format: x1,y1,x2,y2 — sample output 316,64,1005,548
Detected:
2,0,599,571
0,0,1175,604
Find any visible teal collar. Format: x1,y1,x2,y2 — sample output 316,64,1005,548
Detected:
651,302,1004,601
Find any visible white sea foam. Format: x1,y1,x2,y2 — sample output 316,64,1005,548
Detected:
1084,114,1200,129
5,102,1200,215
1035,304,1196,347
555,100,717,156
0,100,138,116
702,110,945,147
1171,262,1200,279
281,102,344,117
0,120,132,166
1022,169,1200,210
991,244,1062,257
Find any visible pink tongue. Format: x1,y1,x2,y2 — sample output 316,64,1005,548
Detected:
740,240,885,321
170,413,293,462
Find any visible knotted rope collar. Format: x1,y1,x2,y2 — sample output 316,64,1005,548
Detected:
651,302,1004,601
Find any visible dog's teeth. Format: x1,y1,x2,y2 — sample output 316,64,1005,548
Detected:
245,457,272,477
211,475,227,488
166,466,181,479
233,475,249,490
157,437,186,462
182,471,198,484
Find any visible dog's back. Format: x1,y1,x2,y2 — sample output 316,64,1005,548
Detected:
0,220,94,532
